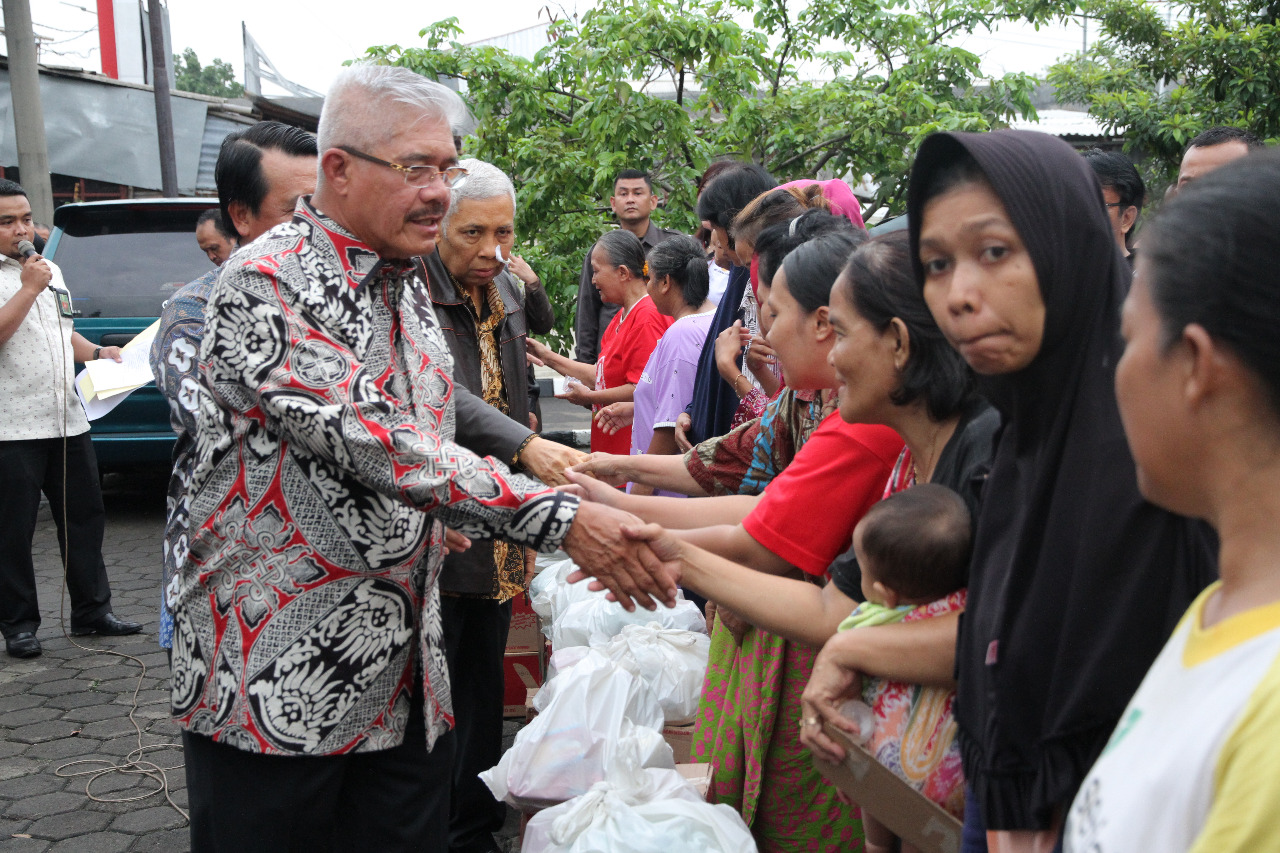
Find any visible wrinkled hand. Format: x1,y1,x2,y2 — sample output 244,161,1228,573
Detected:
556,378,593,409
594,402,634,435
744,334,776,375
518,436,588,487
562,468,625,508
507,254,538,285
20,255,52,294
716,605,753,646
673,412,694,452
799,632,867,764
568,453,633,488
562,502,679,612
442,527,471,555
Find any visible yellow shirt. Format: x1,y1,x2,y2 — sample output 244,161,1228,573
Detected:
1065,581,1280,852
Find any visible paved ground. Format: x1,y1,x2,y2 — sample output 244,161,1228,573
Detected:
0,398,590,852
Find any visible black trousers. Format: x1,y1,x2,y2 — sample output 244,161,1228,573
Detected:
183,688,455,853
0,434,112,637
440,595,512,853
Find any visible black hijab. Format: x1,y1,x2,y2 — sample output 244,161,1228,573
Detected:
907,131,1217,830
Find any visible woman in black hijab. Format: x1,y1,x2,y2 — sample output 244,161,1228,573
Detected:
906,130,1217,850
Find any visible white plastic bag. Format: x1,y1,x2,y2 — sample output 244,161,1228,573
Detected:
479,650,673,809
551,590,706,649
529,555,605,629
522,779,758,853
594,624,710,724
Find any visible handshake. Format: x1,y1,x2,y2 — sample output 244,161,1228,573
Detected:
504,436,686,613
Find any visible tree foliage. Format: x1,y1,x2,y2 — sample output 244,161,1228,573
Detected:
173,48,245,98
365,0,1045,346
1049,0,1280,181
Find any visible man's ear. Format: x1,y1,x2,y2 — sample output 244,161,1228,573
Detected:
226,200,252,241
320,149,354,197
1120,205,1139,235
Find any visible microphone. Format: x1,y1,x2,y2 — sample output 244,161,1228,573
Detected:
17,240,38,259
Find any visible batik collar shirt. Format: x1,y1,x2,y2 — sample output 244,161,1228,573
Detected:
171,198,579,755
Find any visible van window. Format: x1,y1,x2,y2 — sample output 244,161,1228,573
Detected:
52,205,217,318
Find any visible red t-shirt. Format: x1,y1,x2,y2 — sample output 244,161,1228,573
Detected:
742,415,904,575
592,295,672,455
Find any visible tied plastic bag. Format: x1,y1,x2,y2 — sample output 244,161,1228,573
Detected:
529,555,604,631
551,590,706,649
480,650,673,809
522,778,758,853
594,624,710,724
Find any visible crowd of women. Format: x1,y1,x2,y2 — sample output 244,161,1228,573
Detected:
528,127,1280,853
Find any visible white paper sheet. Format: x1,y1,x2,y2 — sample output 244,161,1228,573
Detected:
74,320,161,420
75,368,130,420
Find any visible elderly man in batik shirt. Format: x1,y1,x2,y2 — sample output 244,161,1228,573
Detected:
172,65,676,853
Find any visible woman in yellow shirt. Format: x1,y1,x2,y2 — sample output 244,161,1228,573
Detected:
1065,149,1280,852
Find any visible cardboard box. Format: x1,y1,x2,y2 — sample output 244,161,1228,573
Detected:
675,763,713,800
525,687,540,723
507,611,542,655
813,724,963,853
662,721,696,765
503,652,543,718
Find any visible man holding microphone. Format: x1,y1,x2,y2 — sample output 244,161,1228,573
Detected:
0,179,141,659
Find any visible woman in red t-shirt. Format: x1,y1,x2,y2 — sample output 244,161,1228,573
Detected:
527,230,670,454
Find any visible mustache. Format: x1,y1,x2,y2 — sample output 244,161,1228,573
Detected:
407,202,448,220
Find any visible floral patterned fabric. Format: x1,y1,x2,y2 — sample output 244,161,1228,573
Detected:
171,198,579,756
689,384,861,851
695,618,864,852
149,268,220,650
843,590,969,819
683,389,831,498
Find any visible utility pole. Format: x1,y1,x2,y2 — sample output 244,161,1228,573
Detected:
3,0,55,223
147,0,178,196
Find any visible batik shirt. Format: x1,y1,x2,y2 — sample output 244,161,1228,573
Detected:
171,198,580,755
149,267,219,649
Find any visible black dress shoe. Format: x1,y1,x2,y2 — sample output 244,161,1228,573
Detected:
5,632,41,658
70,613,143,637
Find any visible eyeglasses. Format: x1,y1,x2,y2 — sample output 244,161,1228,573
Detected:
1103,202,1128,209
337,146,469,189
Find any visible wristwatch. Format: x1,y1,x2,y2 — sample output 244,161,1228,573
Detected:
92,347,101,361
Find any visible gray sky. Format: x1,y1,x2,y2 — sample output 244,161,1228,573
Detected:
28,0,1090,95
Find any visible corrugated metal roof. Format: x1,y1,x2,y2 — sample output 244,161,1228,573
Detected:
196,112,256,193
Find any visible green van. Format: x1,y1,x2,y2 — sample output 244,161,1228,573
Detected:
46,198,218,470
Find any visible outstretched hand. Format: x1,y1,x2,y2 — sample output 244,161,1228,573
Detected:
594,402,634,435
562,468,625,508
568,452,633,488
517,436,588,487
562,502,679,612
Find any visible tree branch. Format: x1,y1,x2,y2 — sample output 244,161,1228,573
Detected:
773,132,853,171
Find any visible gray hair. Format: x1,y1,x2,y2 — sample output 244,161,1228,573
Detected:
442,158,517,235
316,64,475,153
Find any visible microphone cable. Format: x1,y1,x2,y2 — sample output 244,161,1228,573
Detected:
23,246,188,823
